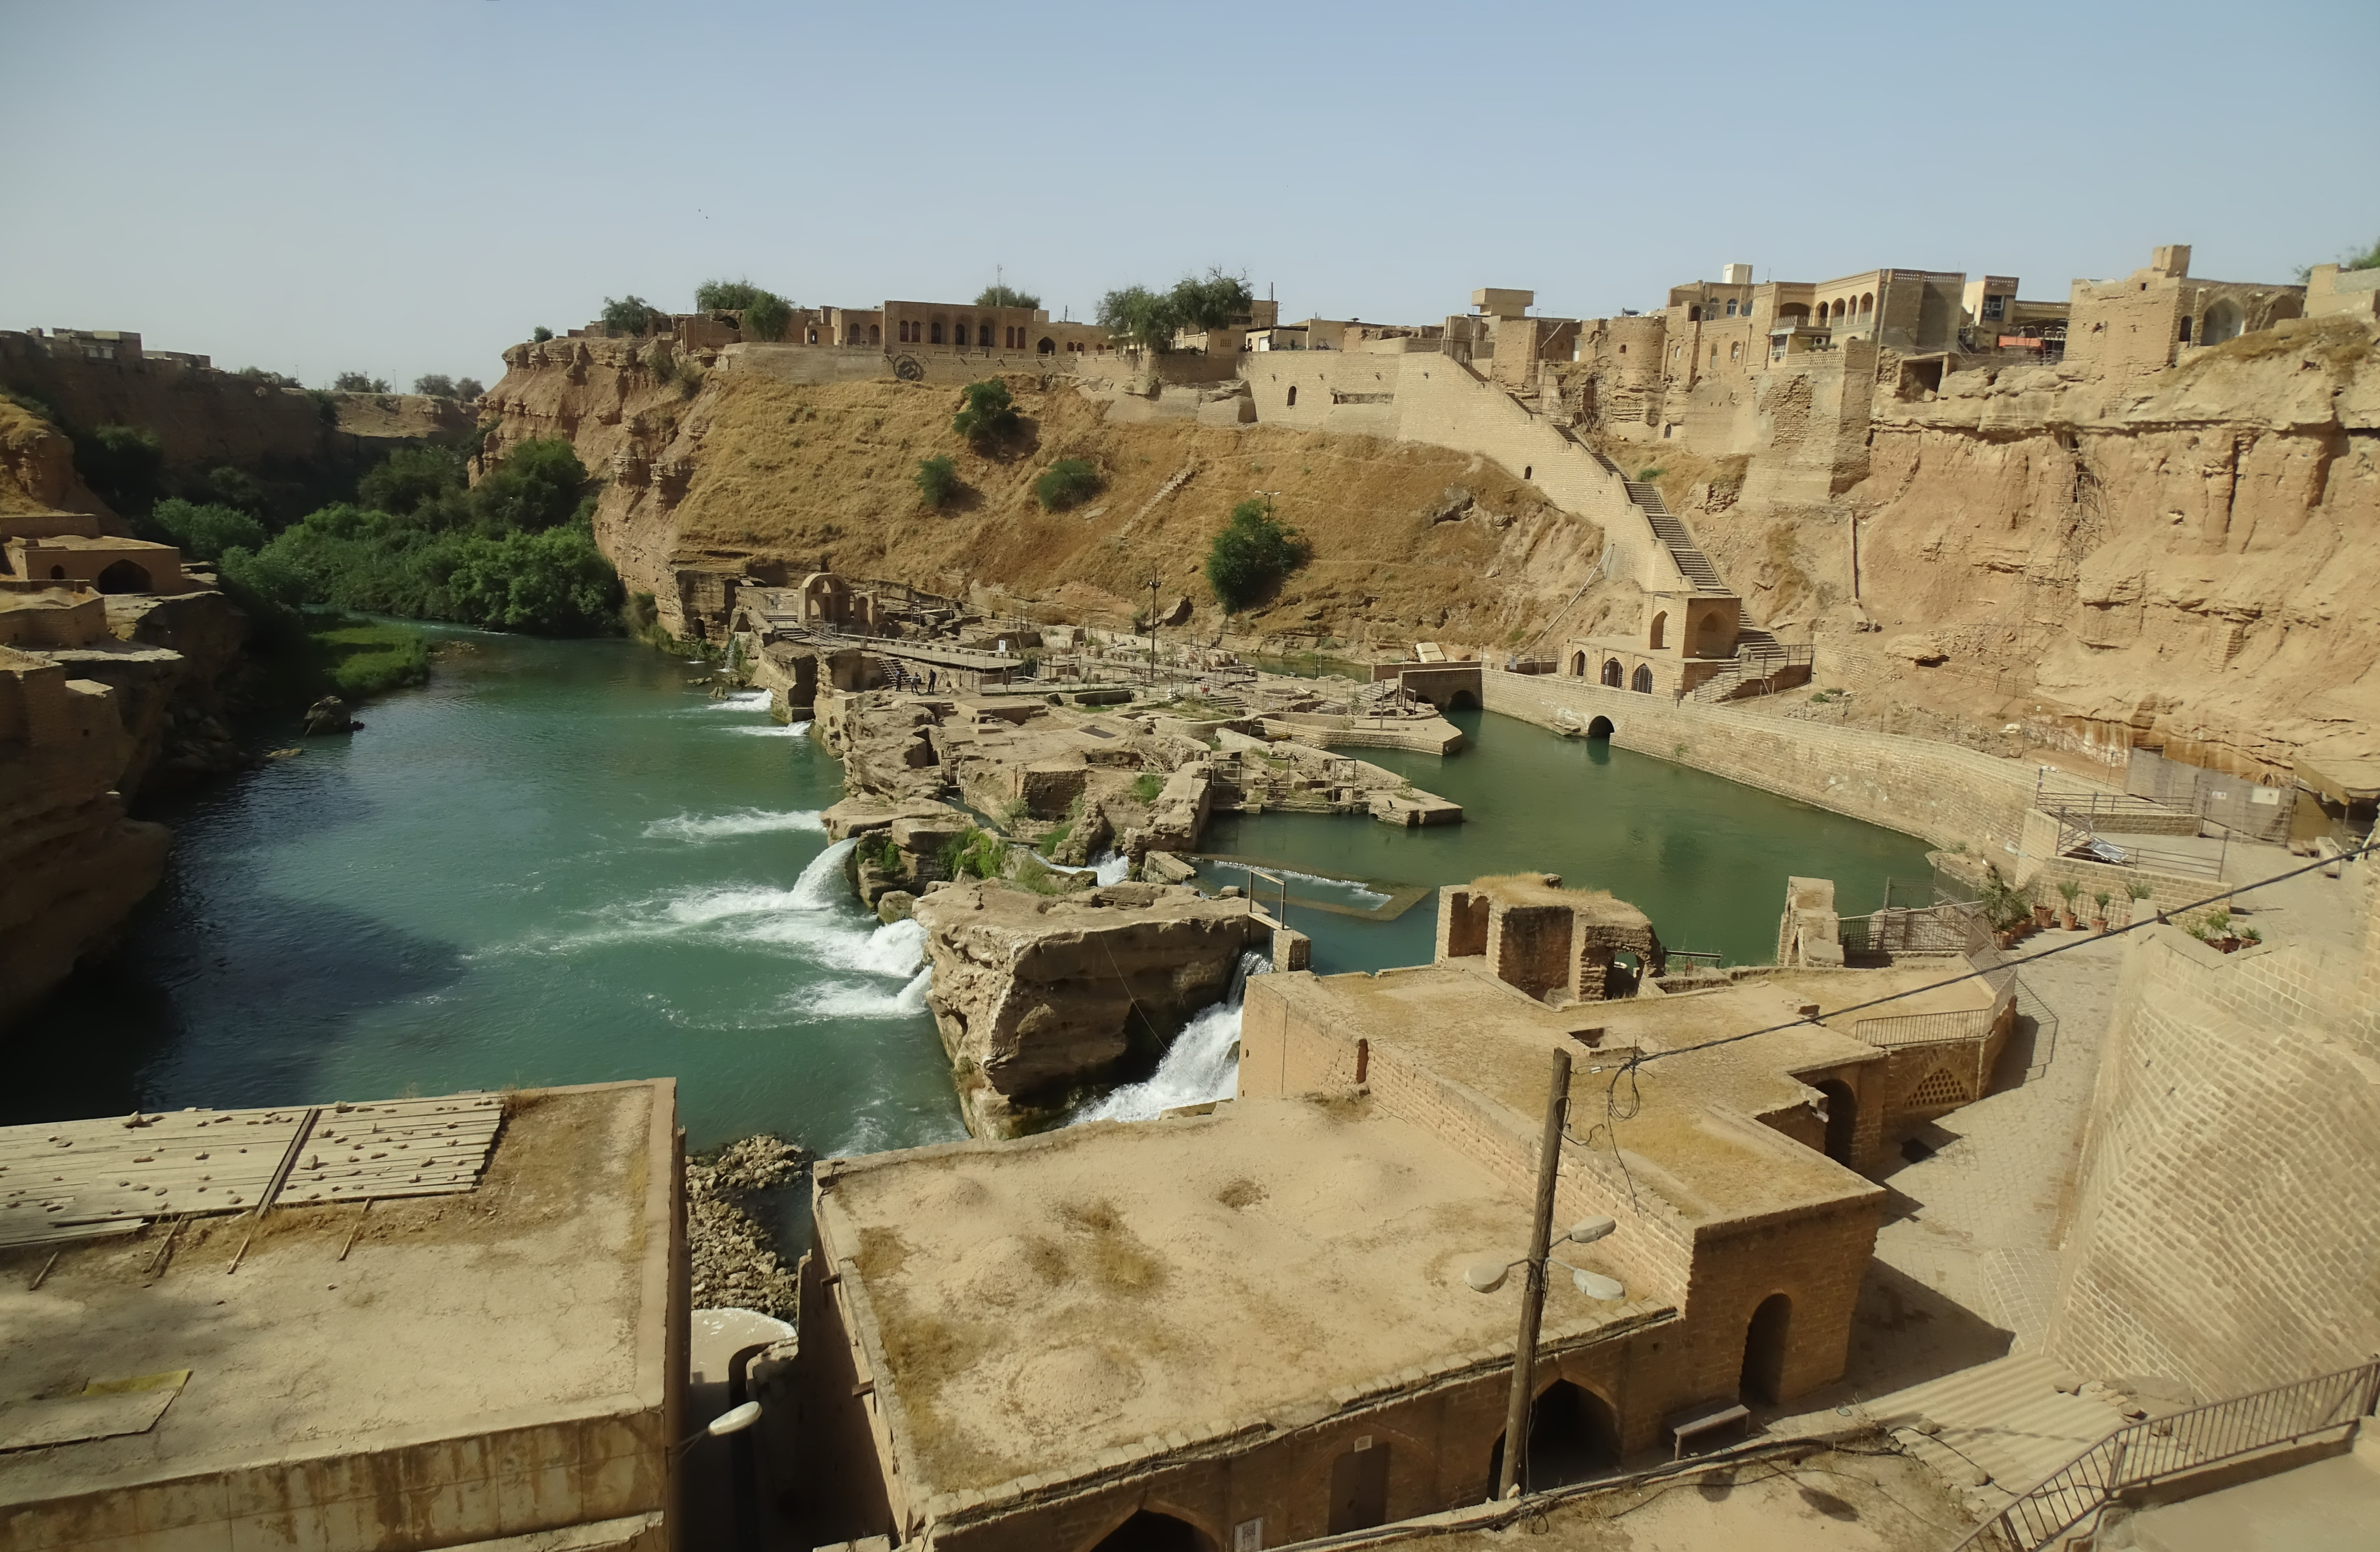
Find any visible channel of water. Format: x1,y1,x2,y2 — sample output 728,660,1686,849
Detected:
10,635,1931,1154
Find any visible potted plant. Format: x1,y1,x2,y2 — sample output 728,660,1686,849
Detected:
2091,890,2112,934
2055,878,2082,931
2126,878,2152,926
2032,894,2055,929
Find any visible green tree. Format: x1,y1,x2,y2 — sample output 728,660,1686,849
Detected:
601,295,659,336
1034,458,1100,512
1169,268,1254,331
741,290,793,343
332,370,392,393
149,498,266,561
455,376,486,400
358,445,469,519
413,374,459,398
469,437,589,532
1205,498,1307,611
976,283,1042,310
915,454,960,509
695,278,765,310
531,326,554,343
232,366,299,388
74,424,164,511
952,379,1021,450
1097,285,1178,350
197,464,269,516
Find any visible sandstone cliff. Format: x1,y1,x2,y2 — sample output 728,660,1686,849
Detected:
912,880,1271,1137
480,344,1607,655
0,399,115,524
0,648,171,1028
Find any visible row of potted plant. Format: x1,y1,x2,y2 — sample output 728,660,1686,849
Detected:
1979,865,2158,947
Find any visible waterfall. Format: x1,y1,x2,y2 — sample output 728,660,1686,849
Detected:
1090,849,1131,886
1072,948,1272,1124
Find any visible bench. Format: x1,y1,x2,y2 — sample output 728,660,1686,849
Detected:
1665,1401,1751,1460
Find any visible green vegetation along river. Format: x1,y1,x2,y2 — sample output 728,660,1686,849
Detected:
10,639,1930,1153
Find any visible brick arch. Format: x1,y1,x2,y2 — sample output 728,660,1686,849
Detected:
1071,1497,1223,1552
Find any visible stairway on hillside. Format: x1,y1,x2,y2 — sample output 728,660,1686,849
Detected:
1867,1354,2127,1527
1622,480,1730,593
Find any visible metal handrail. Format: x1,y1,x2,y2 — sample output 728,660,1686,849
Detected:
1950,1357,2380,1551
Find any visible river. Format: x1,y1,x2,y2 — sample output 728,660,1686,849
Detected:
10,636,1931,1149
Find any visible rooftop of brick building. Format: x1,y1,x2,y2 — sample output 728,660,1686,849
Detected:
811,1097,1663,1498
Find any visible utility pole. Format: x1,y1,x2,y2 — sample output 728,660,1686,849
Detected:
1144,569,1162,686
1496,1047,1572,1503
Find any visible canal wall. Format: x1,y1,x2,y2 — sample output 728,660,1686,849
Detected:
1481,668,2072,859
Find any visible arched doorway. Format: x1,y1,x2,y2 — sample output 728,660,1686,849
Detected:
1038,336,1056,354
1568,651,1587,677
1448,689,1480,710
1607,950,1642,998
1648,611,1666,650
2203,299,2244,345
1740,1294,1791,1404
1327,1439,1390,1532
1089,1510,1207,1552
96,559,151,593
1630,664,1653,694
1486,1381,1621,1495
1600,659,1622,687
1585,715,1613,739
1815,1079,1857,1165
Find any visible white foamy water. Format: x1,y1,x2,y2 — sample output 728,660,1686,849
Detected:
723,720,813,738
691,690,773,713
643,808,824,842
1091,849,1131,886
1212,862,1389,908
1073,950,1271,1124
536,839,932,1013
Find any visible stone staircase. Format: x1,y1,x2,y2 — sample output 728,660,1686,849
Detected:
1685,624,1814,703
1869,1354,2126,1527
1623,480,1731,593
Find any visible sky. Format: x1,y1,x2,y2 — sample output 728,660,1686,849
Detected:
4,0,2375,391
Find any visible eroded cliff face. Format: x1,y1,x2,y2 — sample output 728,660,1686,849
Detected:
0,650,171,1029
479,344,1610,654
0,400,113,522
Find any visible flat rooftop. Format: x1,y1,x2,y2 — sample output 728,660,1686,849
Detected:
816,1097,1664,1498
1262,961,1989,1223
0,1081,675,1515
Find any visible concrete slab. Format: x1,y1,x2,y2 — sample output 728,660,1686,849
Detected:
2119,1438,2380,1551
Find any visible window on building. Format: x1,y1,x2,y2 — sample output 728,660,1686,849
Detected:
1287,385,1298,407
1688,306,1701,322
930,321,944,345
1618,344,1626,354
1981,295,2006,322
2179,316,2192,343
1725,299,1738,317
1730,341,1740,361
869,324,880,345
1860,292,1874,317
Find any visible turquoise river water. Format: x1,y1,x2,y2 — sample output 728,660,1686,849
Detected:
11,633,1929,1150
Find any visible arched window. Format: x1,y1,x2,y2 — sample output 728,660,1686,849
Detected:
1648,611,1666,651
1569,651,1587,677
868,323,880,345
1037,336,1055,355
1687,306,1701,322
1630,664,1653,693
1725,299,1738,317
2178,316,2192,343
1859,292,1874,317
1524,466,1532,479
1286,385,1297,407
2203,299,2244,344
1730,341,1741,361
930,320,945,345
1600,659,1622,687
1741,1294,1792,1404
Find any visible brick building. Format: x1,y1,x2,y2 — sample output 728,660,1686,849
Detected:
785,878,2010,1551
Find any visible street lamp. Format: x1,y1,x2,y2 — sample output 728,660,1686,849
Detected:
672,1400,761,1459
1463,1216,1623,1299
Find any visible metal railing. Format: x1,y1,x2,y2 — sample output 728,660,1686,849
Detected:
1853,1004,1994,1049
1952,1357,2380,1551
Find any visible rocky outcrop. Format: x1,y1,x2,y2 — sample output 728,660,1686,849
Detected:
913,880,1272,1137
0,648,170,1030
0,399,113,523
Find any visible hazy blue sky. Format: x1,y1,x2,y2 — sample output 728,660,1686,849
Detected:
5,0,2373,390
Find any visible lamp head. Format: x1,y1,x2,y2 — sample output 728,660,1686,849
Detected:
1463,1259,1510,1294
1566,1216,1617,1246
707,1401,762,1437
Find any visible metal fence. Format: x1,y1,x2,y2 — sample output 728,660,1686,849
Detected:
1953,1358,2380,1551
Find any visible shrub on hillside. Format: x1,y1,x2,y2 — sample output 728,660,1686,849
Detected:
468,437,590,532
976,283,1041,310
149,498,265,561
952,379,1021,450
1034,458,1100,512
331,371,392,393
741,291,792,343
1204,499,1307,611
695,279,764,311
413,374,458,398
531,326,554,343
915,455,961,509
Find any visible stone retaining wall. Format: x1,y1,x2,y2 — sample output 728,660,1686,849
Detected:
1482,668,2064,856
